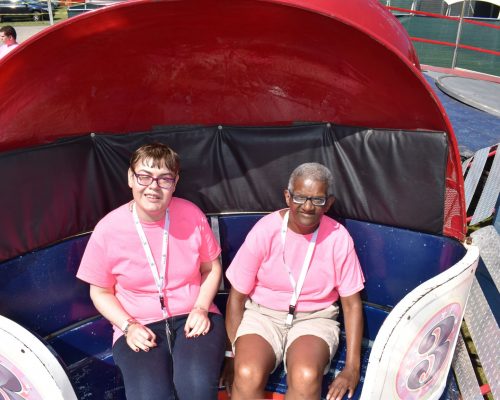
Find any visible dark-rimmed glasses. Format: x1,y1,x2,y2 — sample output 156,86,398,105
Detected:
133,173,176,190
289,191,327,206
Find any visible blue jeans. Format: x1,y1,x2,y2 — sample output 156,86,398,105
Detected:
113,313,225,400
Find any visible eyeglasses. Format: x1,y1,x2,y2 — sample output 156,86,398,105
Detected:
133,173,176,190
289,191,327,206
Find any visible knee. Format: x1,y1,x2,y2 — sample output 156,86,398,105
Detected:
287,364,323,392
233,362,269,389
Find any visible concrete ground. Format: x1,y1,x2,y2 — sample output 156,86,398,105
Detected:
13,26,47,44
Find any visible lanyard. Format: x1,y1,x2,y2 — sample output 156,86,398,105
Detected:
132,203,173,350
280,210,319,326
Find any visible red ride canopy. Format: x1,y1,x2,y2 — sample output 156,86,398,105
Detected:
0,0,466,240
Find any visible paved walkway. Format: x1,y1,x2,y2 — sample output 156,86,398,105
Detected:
14,26,47,44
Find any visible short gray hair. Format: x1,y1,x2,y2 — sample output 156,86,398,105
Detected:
287,163,334,196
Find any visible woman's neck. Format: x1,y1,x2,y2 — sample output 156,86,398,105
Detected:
130,201,166,222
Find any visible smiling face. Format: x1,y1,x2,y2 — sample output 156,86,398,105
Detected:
128,157,179,222
284,177,334,234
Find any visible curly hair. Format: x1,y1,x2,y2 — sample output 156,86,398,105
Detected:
288,162,334,196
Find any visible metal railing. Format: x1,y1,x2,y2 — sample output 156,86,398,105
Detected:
380,0,500,76
2,0,498,76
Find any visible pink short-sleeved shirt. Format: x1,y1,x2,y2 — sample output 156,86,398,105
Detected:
77,197,221,342
226,211,364,312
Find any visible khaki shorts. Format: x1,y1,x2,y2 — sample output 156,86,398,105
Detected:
234,299,340,373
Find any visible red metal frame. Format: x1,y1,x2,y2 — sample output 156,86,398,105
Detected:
412,37,500,56
387,6,500,57
387,6,500,29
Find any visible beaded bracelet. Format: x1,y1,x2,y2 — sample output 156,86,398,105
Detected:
121,318,139,337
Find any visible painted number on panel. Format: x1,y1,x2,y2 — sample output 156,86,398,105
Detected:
406,316,455,389
396,303,461,399
0,356,42,400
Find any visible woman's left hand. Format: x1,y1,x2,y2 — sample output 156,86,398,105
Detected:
326,365,360,400
184,307,211,338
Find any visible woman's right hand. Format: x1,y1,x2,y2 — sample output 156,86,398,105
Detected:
88,285,158,352
219,356,235,397
125,323,157,352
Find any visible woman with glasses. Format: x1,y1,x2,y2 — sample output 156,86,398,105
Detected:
224,163,365,400
77,143,225,400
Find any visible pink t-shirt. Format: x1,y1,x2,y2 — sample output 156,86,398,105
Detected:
77,197,221,342
226,210,364,311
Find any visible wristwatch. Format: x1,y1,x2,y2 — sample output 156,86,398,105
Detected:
121,318,139,336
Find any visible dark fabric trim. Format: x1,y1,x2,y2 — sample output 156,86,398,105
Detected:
0,124,447,261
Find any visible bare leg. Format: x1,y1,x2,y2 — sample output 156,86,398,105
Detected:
232,334,276,400
285,335,330,400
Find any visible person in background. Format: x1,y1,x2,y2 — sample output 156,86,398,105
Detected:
0,26,19,59
77,143,225,400
225,162,365,400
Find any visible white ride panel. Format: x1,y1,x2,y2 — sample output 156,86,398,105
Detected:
360,244,479,400
0,315,77,400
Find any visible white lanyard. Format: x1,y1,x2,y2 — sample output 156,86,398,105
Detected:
132,203,170,319
132,203,173,351
280,210,319,326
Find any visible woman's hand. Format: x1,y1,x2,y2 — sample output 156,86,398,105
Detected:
219,356,235,397
184,307,210,338
327,292,363,399
89,285,157,353
125,323,157,352
186,258,221,338
326,365,360,400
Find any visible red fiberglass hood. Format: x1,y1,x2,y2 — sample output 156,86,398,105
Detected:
0,0,452,151
0,0,465,241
